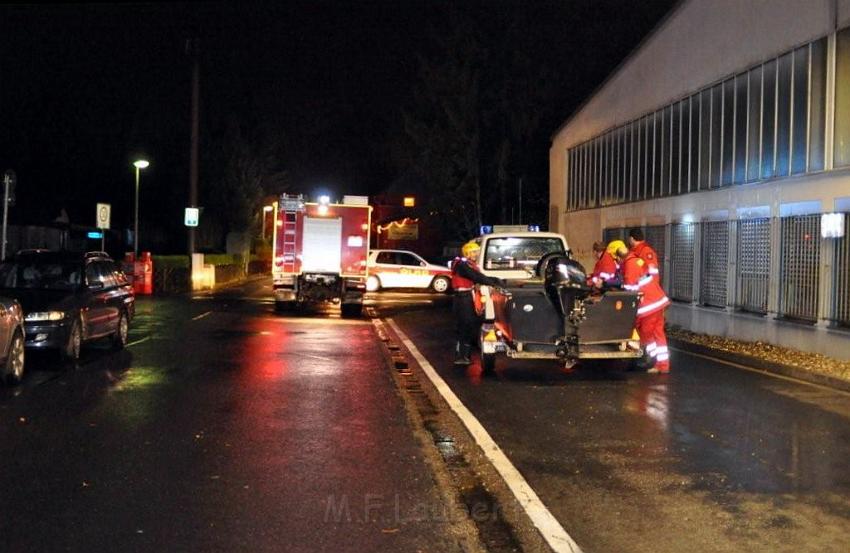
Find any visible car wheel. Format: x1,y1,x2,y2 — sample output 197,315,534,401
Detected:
431,276,450,293
341,303,363,318
62,318,82,365
112,311,129,350
480,352,496,374
366,275,381,292
3,330,25,385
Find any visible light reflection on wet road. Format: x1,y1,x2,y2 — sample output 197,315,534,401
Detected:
390,306,850,553
0,282,464,553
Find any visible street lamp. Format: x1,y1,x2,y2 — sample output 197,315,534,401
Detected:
133,159,150,258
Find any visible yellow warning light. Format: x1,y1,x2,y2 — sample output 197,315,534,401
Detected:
403,196,415,207
484,329,498,342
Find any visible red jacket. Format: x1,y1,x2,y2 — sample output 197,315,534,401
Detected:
632,241,660,283
590,253,619,287
621,252,669,318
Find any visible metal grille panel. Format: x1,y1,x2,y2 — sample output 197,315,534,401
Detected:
700,221,729,307
603,227,626,245
736,218,771,314
834,215,850,326
779,215,821,322
669,223,696,301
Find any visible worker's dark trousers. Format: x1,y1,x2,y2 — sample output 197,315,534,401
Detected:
453,291,480,359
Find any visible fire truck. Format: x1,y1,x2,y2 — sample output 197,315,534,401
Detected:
271,193,372,317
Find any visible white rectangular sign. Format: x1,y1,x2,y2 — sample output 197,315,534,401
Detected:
96,203,111,229
184,207,200,227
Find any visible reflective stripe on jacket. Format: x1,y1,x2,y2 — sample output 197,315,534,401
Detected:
621,252,669,318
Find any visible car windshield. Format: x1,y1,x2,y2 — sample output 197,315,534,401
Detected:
483,237,565,271
0,260,82,290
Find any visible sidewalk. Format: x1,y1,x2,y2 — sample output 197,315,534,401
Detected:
669,328,850,392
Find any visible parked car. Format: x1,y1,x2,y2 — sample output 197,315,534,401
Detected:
366,249,452,293
0,297,25,384
0,250,135,363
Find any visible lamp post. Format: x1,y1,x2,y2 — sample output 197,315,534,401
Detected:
262,205,273,240
133,159,150,258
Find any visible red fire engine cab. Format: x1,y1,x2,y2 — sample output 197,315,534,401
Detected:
271,193,371,317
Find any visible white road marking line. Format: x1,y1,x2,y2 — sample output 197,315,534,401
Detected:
671,346,850,397
192,311,212,321
126,336,151,347
385,318,582,553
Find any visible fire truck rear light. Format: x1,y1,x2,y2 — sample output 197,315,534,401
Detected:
347,236,364,247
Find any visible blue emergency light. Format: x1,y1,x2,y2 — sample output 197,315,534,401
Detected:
480,225,494,235
527,225,540,232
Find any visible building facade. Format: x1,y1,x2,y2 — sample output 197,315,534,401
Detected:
550,0,850,359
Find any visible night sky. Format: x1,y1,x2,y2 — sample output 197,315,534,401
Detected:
0,1,674,251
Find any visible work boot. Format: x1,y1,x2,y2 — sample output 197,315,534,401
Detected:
453,342,471,365
648,361,670,374
634,352,656,371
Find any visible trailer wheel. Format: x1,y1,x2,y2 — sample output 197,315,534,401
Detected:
341,303,363,318
275,301,296,312
480,352,496,374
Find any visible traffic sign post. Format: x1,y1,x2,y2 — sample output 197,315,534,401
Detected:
2,170,16,261
96,203,111,251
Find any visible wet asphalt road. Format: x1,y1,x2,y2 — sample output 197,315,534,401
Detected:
389,307,850,553
0,280,464,553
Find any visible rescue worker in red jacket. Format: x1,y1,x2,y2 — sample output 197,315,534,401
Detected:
628,228,661,284
589,240,623,289
451,241,505,365
615,242,671,373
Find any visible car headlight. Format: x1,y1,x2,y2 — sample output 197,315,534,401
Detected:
25,311,65,322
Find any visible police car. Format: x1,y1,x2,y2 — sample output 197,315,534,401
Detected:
366,249,452,293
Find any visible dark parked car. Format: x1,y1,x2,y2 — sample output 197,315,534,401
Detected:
0,297,25,384
0,250,135,363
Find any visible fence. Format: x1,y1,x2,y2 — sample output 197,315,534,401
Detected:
736,218,771,314
601,213,850,327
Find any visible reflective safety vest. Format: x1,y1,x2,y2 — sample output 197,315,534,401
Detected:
590,253,619,286
621,252,669,318
632,241,661,283
451,257,479,291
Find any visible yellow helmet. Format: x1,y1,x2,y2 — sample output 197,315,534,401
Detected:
462,241,481,258
606,240,626,256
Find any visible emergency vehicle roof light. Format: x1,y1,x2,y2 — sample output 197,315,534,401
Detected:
480,225,493,235
319,195,330,205
527,224,540,232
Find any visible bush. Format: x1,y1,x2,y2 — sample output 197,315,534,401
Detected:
204,253,244,266
152,255,190,269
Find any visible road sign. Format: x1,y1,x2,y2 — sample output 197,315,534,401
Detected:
96,203,111,229
184,207,199,227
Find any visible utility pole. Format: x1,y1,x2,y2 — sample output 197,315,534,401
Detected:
187,38,200,256
2,170,15,261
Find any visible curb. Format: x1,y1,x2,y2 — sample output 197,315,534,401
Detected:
669,337,850,394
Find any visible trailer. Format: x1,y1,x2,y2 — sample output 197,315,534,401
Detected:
271,194,371,317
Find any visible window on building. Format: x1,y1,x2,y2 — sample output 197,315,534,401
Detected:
710,83,723,188
761,59,777,179
734,73,748,183
746,66,762,182
790,45,809,175
721,78,735,186
699,88,712,190
835,27,850,167
834,215,850,327
671,101,681,195
775,52,793,177
688,94,700,192
809,38,827,172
